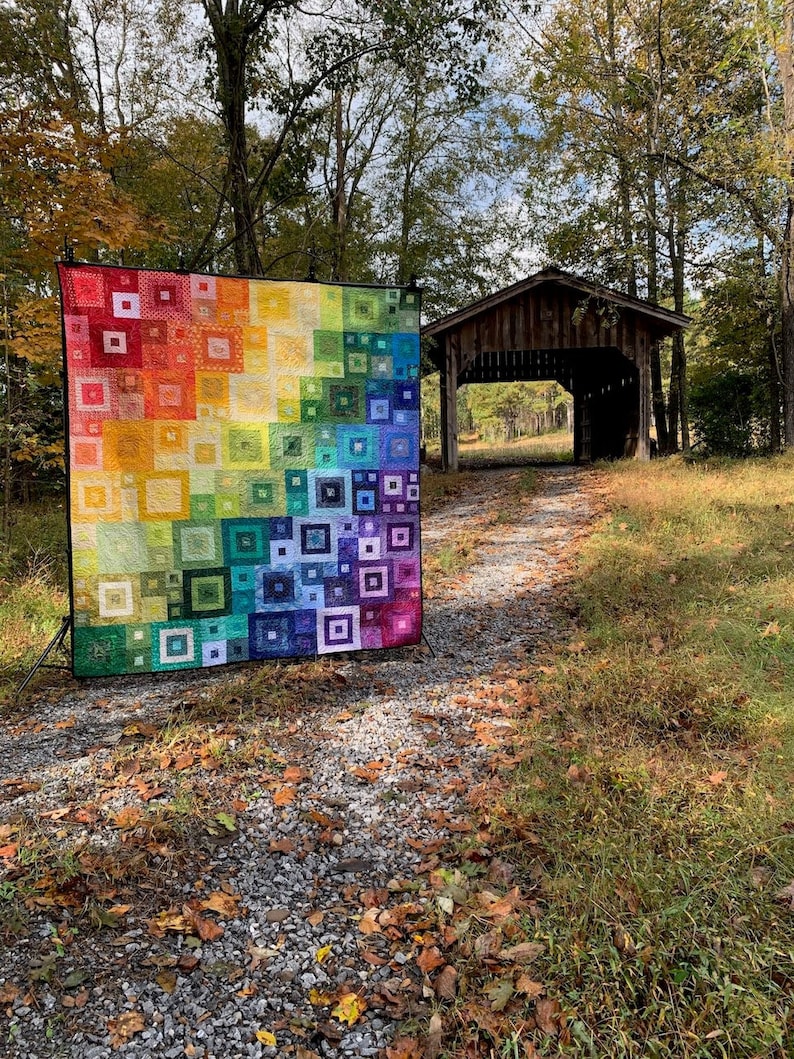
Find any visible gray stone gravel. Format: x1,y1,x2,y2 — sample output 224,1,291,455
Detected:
0,466,595,1058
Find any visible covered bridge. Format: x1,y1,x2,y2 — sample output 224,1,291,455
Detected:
422,268,690,470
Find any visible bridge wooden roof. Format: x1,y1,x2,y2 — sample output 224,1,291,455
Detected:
423,267,691,354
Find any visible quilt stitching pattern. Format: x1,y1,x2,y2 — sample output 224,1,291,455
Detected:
58,265,421,677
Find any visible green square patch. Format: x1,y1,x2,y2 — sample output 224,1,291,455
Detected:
228,428,263,465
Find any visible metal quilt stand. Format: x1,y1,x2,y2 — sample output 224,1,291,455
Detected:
16,615,72,697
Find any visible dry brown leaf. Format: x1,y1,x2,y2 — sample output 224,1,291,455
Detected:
534,997,561,1035
386,1037,424,1059
54,715,76,729
200,891,241,918
416,946,446,974
274,786,298,806
108,1011,145,1048
776,879,794,909
708,770,728,786
270,837,296,854
474,929,502,959
358,907,382,935
174,753,195,771
515,974,544,998
0,982,20,1004
434,964,458,1000
156,970,177,994
112,806,143,829
425,1013,443,1059
183,905,224,942
307,910,324,926
499,941,544,963
284,766,311,782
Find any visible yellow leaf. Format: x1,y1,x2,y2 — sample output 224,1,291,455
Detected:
255,1030,277,1046
332,992,365,1026
316,944,332,963
308,988,334,1006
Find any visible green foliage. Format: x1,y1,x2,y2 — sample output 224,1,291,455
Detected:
689,368,770,456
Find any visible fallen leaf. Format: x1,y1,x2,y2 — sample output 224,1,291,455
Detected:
416,946,446,974
776,879,794,909
316,944,333,963
358,908,382,935
156,970,177,994
0,982,20,1004
54,715,76,730
270,837,296,854
426,1012,443,1059
306,910,324,926
284,766,310,782
499,941,544,963
255,1029,277,1046
435,964,458,1000
108,1011,145,1048
112,806,143,829
332,992,365,1026
174,753,196,771
200,891,241,917
214,811,237,832
485,978,514,1011
534,997,561,1035
515,974,544,998
274,786,298,806
708,770,728,786
385,1037,423,1059
183,905,224,942
308,988,334,1006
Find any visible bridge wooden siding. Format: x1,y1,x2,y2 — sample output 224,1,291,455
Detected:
422,269,690,470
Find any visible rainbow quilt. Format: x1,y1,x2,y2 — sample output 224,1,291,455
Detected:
58,264,422,677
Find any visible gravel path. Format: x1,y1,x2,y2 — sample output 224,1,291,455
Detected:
0,465,597,1059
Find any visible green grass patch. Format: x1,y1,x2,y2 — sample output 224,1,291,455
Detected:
491,455,794,1057
0,502,69,706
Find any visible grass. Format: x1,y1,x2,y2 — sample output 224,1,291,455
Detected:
460,430,574,467
0,501,69,706
486,455,794,1057
424,431,574,469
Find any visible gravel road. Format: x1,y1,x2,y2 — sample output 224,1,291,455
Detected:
0,465,598,1059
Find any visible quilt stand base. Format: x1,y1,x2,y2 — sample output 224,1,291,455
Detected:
16,615,71,697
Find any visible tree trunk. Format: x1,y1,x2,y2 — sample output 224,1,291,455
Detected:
646,172,669,454
204,2,262,276
331,90,348,282
667,219,689,452
782,195,794,446
779,3,794,445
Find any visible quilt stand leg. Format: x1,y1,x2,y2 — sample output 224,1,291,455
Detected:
16,615,71,697
420,631,437,659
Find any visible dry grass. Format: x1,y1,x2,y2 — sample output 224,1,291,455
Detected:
487,454,794,1057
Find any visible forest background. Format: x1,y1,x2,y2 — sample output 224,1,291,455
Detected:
3,0,794,525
